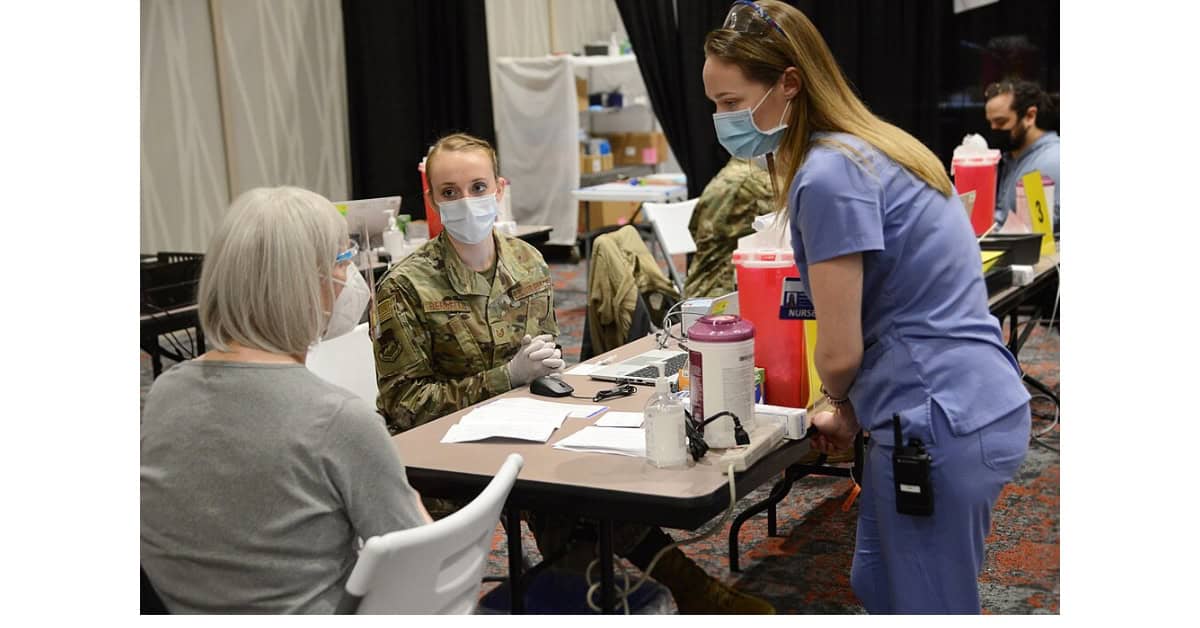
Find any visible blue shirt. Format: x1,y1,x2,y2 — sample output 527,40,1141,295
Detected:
788,132,1028,439
995,131,1060,229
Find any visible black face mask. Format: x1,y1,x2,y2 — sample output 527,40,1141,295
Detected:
990,116,1030,153
989,127,1017,153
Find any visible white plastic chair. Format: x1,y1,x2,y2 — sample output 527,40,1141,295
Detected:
640,198,699,296
306,322,378,405
340,454,525,614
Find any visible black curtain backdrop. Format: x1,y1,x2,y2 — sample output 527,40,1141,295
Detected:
617,0,1059,194
617,0,731,199
342,0,495,218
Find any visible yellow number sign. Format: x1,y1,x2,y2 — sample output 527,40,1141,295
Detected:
1021,171,1056,257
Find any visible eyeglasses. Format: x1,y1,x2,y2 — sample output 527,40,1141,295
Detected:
335,240,359,265
723,0,785,37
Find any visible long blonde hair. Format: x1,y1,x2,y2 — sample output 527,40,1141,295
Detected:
705,0,952,210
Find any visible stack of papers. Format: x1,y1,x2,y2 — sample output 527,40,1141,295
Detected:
553,426,647,457
442,422,556,444
594,411,644,428
485,397,606,419
439,397,607,444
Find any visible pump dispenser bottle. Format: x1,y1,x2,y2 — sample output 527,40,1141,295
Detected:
644,365,688,468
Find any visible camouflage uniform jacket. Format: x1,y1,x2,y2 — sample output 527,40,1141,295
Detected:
587,225,680,355
373,230,558,434
685,158,775,298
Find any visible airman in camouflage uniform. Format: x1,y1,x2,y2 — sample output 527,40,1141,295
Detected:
373,230,558,434
685,158,776,298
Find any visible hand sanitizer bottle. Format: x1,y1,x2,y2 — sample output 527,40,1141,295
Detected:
644,364,688,468
383,210,406,261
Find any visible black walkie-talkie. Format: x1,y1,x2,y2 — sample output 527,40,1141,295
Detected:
892,413,933,516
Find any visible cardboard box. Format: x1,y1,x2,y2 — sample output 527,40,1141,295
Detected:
578,200,641,232
579,153,613,175
599,132,670,166
576,77,588,112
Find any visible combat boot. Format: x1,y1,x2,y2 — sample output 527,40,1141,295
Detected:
651,547,774,614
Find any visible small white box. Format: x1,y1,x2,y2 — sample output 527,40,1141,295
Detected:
754,404,808,440
1011,264,1035,286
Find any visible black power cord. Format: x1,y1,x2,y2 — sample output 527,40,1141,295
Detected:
572,383,639,403
682,409,751,461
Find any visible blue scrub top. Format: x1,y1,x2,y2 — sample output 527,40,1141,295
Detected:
788,132,1028,439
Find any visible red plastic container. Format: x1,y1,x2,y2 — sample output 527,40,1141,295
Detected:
732,248,810,409
952,150,1001,236
418,159,443,238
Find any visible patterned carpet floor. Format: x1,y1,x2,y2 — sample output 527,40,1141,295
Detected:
139,257,1059,615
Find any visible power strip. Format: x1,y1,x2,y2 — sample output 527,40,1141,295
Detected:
718,423,786,474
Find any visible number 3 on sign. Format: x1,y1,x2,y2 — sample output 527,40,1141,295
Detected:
1021,171,1056,257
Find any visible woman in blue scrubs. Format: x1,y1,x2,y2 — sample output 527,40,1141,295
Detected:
702,1,1032,613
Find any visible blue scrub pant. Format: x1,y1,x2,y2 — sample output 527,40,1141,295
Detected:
850,401,1031,614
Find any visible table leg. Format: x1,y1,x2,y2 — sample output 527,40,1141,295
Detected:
598,518,615,613
505,508,524,614
1004,301,1060,407
1007,311,1020,354
728,465,804,572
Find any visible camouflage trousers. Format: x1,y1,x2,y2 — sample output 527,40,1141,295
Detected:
525,511,653,573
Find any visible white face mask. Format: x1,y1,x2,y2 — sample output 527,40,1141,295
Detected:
323,262,371,340
438,194,498,244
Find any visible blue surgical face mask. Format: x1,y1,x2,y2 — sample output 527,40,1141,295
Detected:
438,193,498,244
712,86,791,158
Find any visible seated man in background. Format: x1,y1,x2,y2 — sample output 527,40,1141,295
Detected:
372,132,772,613
985,79,1061,230
685,157,775,298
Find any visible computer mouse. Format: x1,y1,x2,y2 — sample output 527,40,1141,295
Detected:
530,375,574,398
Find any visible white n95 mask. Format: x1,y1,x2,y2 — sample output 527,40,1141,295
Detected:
323,262,371,340
438,194,498,244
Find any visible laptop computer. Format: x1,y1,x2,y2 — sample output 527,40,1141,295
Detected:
589,292,738,385
589,349,689,385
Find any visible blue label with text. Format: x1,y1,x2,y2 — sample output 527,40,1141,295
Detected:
779,277,816,320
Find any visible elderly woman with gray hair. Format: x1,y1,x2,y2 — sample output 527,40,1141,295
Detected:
140,186,430,613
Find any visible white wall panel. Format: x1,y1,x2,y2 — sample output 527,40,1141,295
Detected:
211,0,349,201
140,0,229,254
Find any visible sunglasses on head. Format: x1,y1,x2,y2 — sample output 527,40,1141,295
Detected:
723,0,785,37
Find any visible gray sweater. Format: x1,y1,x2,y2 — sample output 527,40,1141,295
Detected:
140,360,426,613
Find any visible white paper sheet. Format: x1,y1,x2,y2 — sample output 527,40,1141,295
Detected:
565,362,603,376
553,426,646,457
441,422,556,444
460,407,568,430
484,397,606,419
593,411,644,428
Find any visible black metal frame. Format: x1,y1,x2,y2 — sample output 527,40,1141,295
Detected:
727,433,866,572
140,306,205,378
